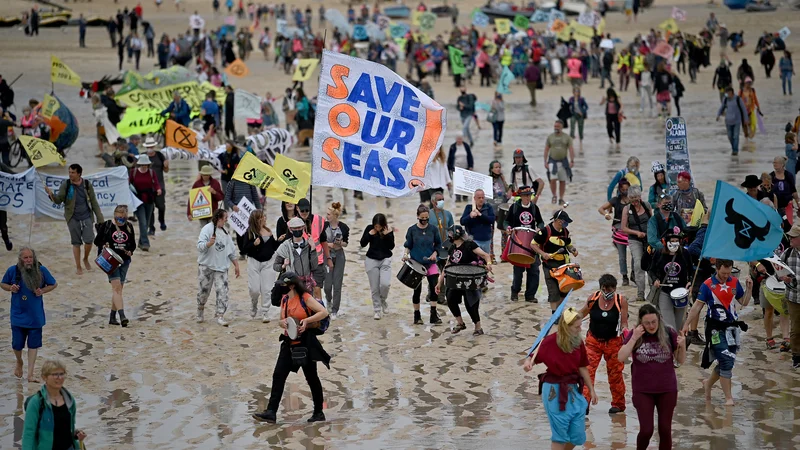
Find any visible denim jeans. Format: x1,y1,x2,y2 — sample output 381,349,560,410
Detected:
782,71,793,95
492,120,504,143
461,115,474,145
726,123,741,154
628,240,647,300
474,240,491,255
135,203,155,248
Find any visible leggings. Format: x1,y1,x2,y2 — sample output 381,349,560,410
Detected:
266,343,324,413
674,97,681,117
446,289,480,323
413,274,438,305
632,390,677,450
606,114,621,143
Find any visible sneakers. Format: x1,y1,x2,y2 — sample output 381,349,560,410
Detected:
196,309,204,323
608,407,623,414
262,314,270,324
307,411,326,422
250,308,258,319
622,275,630,287
330,312,338,321
511,293,519,302
636,296,646,303
253,410,277,423
373,312,381,320
216,316,229,327
780,340,791,353
766,338,777,350
382,304,389,315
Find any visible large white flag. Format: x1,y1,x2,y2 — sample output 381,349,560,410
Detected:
311,50,447,198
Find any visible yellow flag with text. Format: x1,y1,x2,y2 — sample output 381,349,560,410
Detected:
41,94,60,119
689,199,704,227
17,136,66,167
271,154,311,203
51,55,82,87
292,59,320,82
232,152,286,192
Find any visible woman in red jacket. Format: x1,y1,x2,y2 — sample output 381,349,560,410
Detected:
187,165,224,227
129,155,161,251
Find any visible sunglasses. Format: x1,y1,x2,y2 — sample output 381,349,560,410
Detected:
299,209,310,213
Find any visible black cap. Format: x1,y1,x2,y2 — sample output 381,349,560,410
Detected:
553,209,572,223
297,198,311,209
518,185,533,195
740,174,760,188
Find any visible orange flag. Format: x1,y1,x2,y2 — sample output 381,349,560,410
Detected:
165,120,199,154
225,58,250,78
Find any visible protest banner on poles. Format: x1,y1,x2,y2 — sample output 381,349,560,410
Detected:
117,108,167,137
311,50,447,198
664,117,693,194
165,120,199,154
453,168,494,199
189,187,213,219
116,81,225,116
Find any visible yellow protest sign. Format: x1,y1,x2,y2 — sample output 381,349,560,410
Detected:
116,82,224,116
659,18,679,33
17,135,66,167
225,58,250,78
411,10,422,26
165,120,198,154
41,94,59,119
597,18,606,35
292,59,320,82
484,40,497,56
414,32,431,45
550,19,568,34
116,108,166,137
567,21,594,44
271,154,311,203
189,186,213,219
51,55,82,87
495,18,511,35
232,152,286,192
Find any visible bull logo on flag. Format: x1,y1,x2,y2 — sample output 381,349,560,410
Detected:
724,198,772,249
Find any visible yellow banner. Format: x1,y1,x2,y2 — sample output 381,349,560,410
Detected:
597,18,606,35
189,186,213,219
495,18,511,35
17,135,65,167
563,21,594,44
292,59,320,82
116,108,166,137
689,199,704,227
116,81,225,115
232,152,286,192
659,18,679,33
41,94,59,119
51,56,81,87
271,154,311,203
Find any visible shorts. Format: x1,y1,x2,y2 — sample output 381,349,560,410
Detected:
542,382,588,445
68,217,94,246
12,326,43,351
553,165,568,182
710,335,737,378
108,260,131,284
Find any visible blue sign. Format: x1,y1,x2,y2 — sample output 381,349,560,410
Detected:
526,290,574,356
389,23,409,39
664,117,692,193
353,25,368,41
531,9,550,23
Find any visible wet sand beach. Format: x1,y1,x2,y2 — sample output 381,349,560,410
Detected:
1,0,800,448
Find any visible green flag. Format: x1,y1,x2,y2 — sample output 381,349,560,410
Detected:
513,14,530,30
448,46,466,76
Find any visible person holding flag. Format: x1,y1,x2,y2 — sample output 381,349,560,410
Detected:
523,307,597,449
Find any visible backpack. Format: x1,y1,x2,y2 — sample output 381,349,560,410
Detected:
724,95,747,128
282,292,330,334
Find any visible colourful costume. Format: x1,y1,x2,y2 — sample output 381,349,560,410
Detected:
738,87,760,138
582,292,626,411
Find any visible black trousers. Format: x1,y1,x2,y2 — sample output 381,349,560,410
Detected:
266,344,323,413
149,193,166,230
447,289,480,323
413,273,438,305
674,97,681,117
606,113,621,143
225,119,236,139
0,210,9,243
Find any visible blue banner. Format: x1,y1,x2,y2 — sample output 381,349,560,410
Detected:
665,117,692,193
526,290,573,356
700,180,784,261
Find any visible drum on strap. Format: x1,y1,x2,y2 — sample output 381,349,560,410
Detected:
763,276,788,315
506,227,537,266
444,265,488,291
95,247,123,274
397,259,427,289
669,287,690,308
549,263,585,293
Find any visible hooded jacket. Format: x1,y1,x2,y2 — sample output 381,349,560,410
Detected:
22,386,79,450
197,222,236,271
273,237,320,278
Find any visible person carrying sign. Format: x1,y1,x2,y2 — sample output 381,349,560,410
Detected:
161,92,191,126
188,165,224,227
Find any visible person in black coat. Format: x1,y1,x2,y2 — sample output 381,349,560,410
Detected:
447,136,473,202
107,19,118,47
100,89,125,126
0,76,14,112
224,85,236,139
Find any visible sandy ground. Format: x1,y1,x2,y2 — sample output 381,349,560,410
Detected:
1,0,800,448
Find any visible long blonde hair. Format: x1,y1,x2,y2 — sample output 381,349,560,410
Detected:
247,210,271,239
433,146,446,163
556,311,583,354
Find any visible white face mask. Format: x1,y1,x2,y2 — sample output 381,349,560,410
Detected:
436,200,444,209
667,242,680,253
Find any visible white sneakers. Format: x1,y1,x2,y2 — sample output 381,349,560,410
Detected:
382,305,389,315
374,312,381,320
330,313,338,321
262,315,270,323
196,309,204,323
216,316,229,327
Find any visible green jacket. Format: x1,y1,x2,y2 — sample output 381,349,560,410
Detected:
49,178,104,224
22,386,79,450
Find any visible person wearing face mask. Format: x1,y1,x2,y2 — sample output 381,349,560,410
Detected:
599,179,632,286
488,161,512,260
620,186,652,302
543,120,575,206
275,201,298,243
274,217,320,296
618,304,686,450
196,209,241,326
606,156,642,202
533,210,578,312
672,172,707,224
647,194,685,253
504,186,545,302
435,225,492,336
241,210,279,323
404,205,443,325
95,205,137,327
322,202,349,320
296,198,329,299
429,192,454,301
579,274,629,414
650,230,693,332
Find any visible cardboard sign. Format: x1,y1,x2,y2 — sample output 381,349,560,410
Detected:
227,197,256,236
189,186,213,219
453,167,494,199
779,26,791,40
165,120,199,154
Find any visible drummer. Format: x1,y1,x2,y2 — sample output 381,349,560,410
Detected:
532,210,578,312
435,225,492,336
650,229,693,332
404,205,443,325
504,186,545,302
95,205,136,327
429,191,455,303
752,256,790,352
509,149,544,197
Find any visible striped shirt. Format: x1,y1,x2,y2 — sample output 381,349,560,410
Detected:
781,247,800,304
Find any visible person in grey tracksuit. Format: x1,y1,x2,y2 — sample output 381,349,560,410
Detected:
196,209,240,326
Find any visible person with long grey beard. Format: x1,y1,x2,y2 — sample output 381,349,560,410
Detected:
1,247,57,382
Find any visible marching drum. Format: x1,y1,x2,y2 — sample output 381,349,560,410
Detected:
444,265,488,291
507,227,537,266
669,287,690,308
549,263,585,293
763,276,788,315
95,247,123,274
397,259,427,289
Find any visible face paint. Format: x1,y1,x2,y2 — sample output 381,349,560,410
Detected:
667,242,680,252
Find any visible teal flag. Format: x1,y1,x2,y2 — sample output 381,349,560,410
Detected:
700,180,784,261
448,46,466,76
496,66,514,94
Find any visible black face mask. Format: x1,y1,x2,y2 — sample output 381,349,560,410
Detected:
419,218,429,225
662,203,674,212
291,229,304,238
